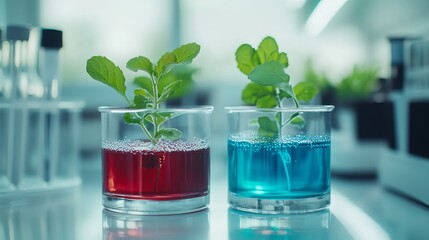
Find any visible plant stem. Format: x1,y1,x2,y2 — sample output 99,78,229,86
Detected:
139,122,156,143
278,85,301,129
275,87,283,135
291,89,300,108
281,112,302,128
151,74,159,109
150,74,160,143
279,150,292,191
274,88,293,191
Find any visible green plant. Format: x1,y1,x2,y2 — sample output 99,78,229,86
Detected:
86,43,201,144
235,36,318,136
336,65,379,101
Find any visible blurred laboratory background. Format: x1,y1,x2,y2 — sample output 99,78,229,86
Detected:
1,0,429,239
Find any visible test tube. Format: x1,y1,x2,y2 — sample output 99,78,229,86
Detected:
0,103,14,192
39,29,63,184
54,101,84,186
0,28,15,192
6,25,46,190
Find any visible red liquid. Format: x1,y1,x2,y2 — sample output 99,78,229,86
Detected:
103,141,210,201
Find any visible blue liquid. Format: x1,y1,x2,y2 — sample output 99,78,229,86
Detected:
228,135,330,199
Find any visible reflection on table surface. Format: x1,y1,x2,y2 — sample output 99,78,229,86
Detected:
228,208,331,240
102,208,209,240
1,159,429,240
102,207,335,240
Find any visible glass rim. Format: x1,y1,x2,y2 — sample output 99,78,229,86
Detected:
225,105,334,113
98,105,214,114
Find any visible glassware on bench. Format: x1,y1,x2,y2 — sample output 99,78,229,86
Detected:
226,106,334,214
100,106,213,215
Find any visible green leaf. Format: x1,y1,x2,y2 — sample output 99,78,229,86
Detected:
159,79,182,96
278,52,289,68
256,95,277,108
284,112,305,129
290,115,305,129
86,56,127,98
278,83,294,99
126,56,153,75
154,112,175,125
158,80,182,102
156,128,182,140
248,61,290,86
143,114,155,125
133,76,153,95
236,44,257,75
252,52,261,66
257,36,279,64
156,52,177,75
133,88,153,109
279,89,292,99
135,88,153,99
241,83,274,105
293,82,319,102
257,116,278,137
288,112,300,121
173,43,201,63
133,96,150,109
123,113,142,124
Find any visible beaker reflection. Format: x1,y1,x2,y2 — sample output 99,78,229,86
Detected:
228,208,331,240
102,208,209,240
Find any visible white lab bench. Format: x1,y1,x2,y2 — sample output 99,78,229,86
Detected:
1,148,429,240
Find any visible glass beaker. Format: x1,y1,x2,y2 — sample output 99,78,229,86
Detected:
99,106,213,215
226,106,334,214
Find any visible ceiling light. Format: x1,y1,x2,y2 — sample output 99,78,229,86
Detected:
305,0,348,37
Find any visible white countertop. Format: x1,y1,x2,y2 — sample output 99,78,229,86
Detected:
1,154,429,240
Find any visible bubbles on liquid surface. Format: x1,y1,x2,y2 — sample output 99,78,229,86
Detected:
103,138,209,153
229,133,330,151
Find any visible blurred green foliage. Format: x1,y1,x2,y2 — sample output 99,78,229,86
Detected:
336,65,379,101
304,60,379,102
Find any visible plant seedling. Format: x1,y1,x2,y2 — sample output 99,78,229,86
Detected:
236,36,318,136
86,43,201,144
